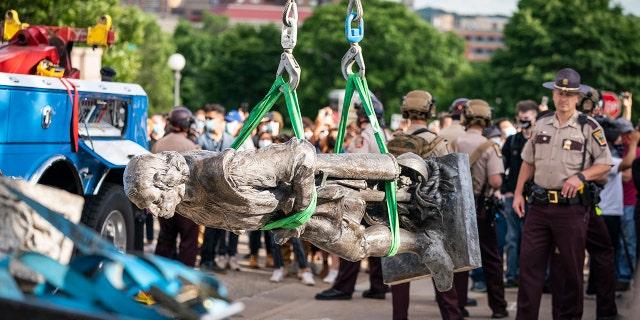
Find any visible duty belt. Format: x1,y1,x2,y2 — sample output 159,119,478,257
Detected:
542,189,582,205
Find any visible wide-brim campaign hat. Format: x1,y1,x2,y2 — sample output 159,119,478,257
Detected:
542,68,589,93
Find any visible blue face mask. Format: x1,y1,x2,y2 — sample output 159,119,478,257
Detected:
152,124,164,134
195,120,205,132
205,119,216,132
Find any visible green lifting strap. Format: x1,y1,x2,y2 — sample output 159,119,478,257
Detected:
334,74,401,257
230,76,316,230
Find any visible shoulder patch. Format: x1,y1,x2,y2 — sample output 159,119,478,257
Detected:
537,111,555,120
492,143,502,157
592,129,607,146
585,117,599,129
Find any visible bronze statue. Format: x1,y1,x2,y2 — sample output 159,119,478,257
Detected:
124,138,480,291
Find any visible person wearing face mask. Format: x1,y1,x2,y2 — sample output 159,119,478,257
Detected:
257,131,273,149
197,103,240,273
148,113,167,152
193,109,206,137
224,110,255,151
500,100,538,289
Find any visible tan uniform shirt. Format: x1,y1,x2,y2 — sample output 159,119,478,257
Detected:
438,120,466,143
152,132,198,154
405,123,450,157
346,124,382,154
454,128,504,196
521,111,613,189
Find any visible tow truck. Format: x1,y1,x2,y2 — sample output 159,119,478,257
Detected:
0,10,150,252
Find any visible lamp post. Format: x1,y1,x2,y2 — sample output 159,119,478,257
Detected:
168,53,185,106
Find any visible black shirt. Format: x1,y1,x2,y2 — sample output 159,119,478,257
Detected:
501,132,528,194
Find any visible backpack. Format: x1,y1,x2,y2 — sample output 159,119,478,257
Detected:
387,128,445,159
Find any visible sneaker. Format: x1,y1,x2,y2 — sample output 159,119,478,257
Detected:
199,261,226,274
301,271,316,286
215,255,228,270
470,281,487,293
323,269,339,283
228,255,240,271
504,279,518,288
270,268,284,282
249,254,259,269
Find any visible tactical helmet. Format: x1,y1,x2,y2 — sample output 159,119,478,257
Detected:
168,106,194,131
449,98,469,118
577,86,602,115
461,99,492,128
401,90,436,118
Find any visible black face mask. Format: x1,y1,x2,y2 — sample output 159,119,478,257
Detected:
520,120,532,130
614,144,625,157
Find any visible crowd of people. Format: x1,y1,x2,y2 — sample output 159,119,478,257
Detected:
143,67,636,320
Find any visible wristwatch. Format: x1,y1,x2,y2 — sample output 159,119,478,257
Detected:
577,172,587,183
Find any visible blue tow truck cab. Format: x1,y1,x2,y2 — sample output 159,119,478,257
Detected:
0,72,151,252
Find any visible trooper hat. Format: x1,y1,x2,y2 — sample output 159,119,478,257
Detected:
542,68,589,93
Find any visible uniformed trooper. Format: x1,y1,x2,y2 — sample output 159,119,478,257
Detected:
512,68,614,320
451,99,508,319
438,98,468,143
387,90,453,320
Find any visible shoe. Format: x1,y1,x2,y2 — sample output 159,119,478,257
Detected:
266,253,275,268
215,255,228,270
466,298,477,307
269,268,284,282
596,314,619,320
470,281,487,293
301,271,316,286
249,254,259,269
228,255,240,271
491,310,509,318
323,269,339,283
362,289,385,299
585,292,596,300
199,261,226,274
615,281,630,292
504,279,518,288
315,288,352,300
459,307,469,317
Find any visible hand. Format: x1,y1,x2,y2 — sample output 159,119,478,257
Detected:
561,175,583,199
513,194,526,218
622,91,633,109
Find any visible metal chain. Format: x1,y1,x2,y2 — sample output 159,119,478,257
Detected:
347,0,363,22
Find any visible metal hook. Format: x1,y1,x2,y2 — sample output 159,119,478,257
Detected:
341,43,365,80
281,0,298,49
276,50,301,91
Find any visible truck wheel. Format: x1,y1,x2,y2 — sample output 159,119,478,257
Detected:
81,183,134,252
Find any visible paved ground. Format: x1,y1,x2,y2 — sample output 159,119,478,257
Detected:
187,234,640,320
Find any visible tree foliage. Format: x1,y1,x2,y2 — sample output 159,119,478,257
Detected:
296,0,468,118
486,0,640,116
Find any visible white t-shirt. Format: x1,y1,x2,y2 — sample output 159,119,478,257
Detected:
599,157,623,216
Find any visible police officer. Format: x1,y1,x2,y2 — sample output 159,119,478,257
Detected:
451,99,508,319
438,98,468,143
315,93,389,301
513,68,613,319
576,86,619,319
387,90,452,320
152,106,200,267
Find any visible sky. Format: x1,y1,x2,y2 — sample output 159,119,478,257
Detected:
413,0,640,16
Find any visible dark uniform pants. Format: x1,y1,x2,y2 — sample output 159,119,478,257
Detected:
155,214,199,267
332,257,385,295
517,204,590,320
583,211,618,318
